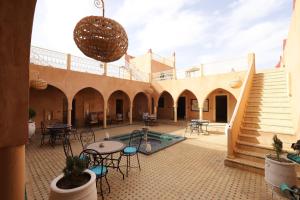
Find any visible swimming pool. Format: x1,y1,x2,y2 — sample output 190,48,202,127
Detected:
111,131,186,155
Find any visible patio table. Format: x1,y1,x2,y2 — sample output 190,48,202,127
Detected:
187,119,209,135
46,123,71,146
86,140,126,179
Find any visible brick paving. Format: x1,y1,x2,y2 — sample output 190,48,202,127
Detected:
25,124,286,200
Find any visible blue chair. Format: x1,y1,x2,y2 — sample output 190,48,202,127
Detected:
79,149,110,200
280,183,300,200
121,130,143,177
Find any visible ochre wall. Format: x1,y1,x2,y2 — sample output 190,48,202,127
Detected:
74,88,104,127
133,93,149,121
202,89,237,122
30,86,67,128
151,60,173,73
282,0,300,134
108,91,130,121
177,90,199,120
157,92,174,119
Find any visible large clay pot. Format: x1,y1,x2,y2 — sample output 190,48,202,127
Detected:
49,169,97,200
28,121,36,139
265,155,296,188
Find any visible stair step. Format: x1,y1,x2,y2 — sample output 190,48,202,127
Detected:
241,126,293,135
235,149,266,164
246,107,291,113
247,101,290,107
250,89,287,94
242,117,292,124
249,93,288,98
224,157,264,175
247,98,289,103
242,120,293,128
253,74,285,79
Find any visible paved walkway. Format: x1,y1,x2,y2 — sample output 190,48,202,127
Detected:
25,124,286,199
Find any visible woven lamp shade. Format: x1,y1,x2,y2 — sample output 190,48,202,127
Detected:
74,16,128,63
30,79,48,90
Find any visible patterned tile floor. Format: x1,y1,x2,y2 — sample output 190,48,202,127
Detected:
25,124,286,200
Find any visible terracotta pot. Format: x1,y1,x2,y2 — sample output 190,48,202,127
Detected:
49,169,97,200
265,155,296,188
28,121,36,139
229,79,242,88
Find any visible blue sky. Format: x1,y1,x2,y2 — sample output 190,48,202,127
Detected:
31,0,293,69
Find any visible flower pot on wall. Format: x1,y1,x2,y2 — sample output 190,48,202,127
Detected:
265,155,297,188
49,169,97,200
28,121,36,139
229,79,242,88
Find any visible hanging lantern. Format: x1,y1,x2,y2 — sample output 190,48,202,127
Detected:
73,0,128,63
30,72,48,90
30,79,48,90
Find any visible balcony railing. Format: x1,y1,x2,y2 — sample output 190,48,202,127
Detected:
202,57,248,76
152,69,174,81
152,53,174,67
30,46,67,69
71,55,104,75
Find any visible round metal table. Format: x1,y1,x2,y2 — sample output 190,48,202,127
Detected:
86,140,126,179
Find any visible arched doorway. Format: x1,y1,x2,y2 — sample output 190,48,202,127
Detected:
177,90,198,120
29,85,68,128
202,88,237,123
72,87,104,128
157,91,174,120
132,92,149,122
107,90,130,125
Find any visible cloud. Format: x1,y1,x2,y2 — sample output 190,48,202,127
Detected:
31,0,292,70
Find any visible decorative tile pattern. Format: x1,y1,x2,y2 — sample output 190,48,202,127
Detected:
26,125,285,200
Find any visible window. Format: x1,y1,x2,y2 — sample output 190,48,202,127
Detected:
158,97,164,108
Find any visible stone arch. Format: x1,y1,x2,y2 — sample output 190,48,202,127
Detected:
176,89,199,120
157,91,174,120
132,92,149,121
201,88,237,123
107,90,131,123
72,87,105,127
29,84,68,128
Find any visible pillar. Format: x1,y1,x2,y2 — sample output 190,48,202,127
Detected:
0,0,36,198
129,103,133,124
67,98,72,126
174,106,177,122
103,101,107,128
67,54,71,70
199,107,203,120
103,63,107,76
154,106,157,116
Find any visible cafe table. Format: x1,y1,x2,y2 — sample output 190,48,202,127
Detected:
86,140,126,179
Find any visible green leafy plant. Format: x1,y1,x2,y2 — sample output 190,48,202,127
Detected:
62,156,87,187
272,135,283,161
28,108,36,120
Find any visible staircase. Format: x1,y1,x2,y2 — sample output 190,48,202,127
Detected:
225,69,297,175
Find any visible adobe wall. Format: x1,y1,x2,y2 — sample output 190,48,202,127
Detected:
282,0,300,134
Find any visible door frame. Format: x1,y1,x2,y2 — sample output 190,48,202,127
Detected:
214,94,229,122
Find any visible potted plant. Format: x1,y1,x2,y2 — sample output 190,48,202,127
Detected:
28,108,36,139
265,135,297,188
49,156,97,200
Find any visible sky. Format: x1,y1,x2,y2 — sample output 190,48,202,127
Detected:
31,0,293,69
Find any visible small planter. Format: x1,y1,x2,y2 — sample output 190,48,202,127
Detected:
49,169,97,200
265,155,296,188
28,121,36,139
229,79,242,88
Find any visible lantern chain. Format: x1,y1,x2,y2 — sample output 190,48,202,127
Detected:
94,0,105,17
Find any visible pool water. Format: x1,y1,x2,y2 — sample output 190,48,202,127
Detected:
111,131,186,155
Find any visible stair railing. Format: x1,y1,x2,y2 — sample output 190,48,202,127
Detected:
226,53,256,158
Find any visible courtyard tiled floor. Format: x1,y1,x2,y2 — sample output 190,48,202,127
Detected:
25,124,286,200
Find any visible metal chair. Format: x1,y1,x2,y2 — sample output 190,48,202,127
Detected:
121,130,143,177
79,128,95,149
62,135,73,158
40,121,50,145
79,149,110,200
